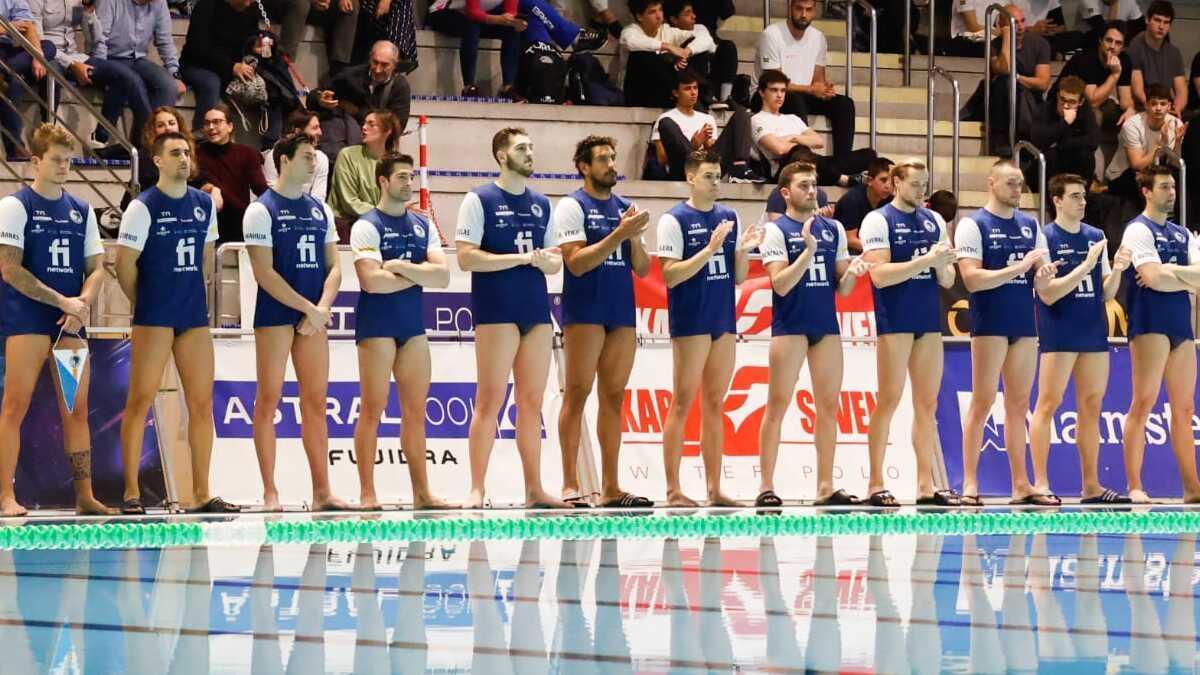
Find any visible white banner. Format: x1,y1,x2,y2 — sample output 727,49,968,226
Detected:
209,339,567,507
585,340,920,502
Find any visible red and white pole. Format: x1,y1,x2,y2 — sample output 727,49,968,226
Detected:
418,115,430,211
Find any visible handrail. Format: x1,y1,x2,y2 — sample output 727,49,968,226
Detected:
845,0,877,149
983,4,1017,155
1014,140,1045,225
1154,146,1188,228
763,0,771,29
0,14,139,203
927,66,960,197
903,0,937,87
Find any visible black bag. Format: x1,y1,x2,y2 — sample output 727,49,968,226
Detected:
517,43,567,104
566,53,623,106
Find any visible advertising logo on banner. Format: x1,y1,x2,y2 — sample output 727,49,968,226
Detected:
209,340,566,507
936,342,1200,498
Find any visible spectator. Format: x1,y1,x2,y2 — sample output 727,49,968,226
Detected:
831,156,894,253
0,0,56,159
750,69,876,186
755,0,856,157
354,0,415,72
178,0,260,131
620,0,696,109
92,0,184,140
1053,21,1134,138
1128,0,1186,114
260,109,329,200
310,41,411,133
650,70,764,182
763,184,831,220
265,0,359,78
1106,83,1182,206
425,0,521,98
665,0,736,105
1032,75,1101,184
943,0,986,56
926,190,958,224
310,95,360,164
196,103,269,243
128,106,223,210
1015,0,1086,57
1076,0,1144,42
328,109,400,233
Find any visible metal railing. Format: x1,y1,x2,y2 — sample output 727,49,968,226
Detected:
1155,146,1188,228
903,0,938,87
845,0,877,149
983,4,1017,155
1014,140,1045,224
927,66,960,196
0,14,139,209
764,0,771,28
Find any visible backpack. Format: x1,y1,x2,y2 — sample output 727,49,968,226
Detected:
566,52,623,106
517,43,567,104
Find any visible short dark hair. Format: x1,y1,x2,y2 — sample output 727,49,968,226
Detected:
204,102,234,124
866,157,894,180
272,131,314,174
1048,173,1086,199
1146,0,1174,21
684,149,721,176
663,0,690,18
152,131,190,157
629,0,662,16
1058,75,1086,98
491,126,528,165
926,190,957,222
573,135,616,176
285,109,318,135
778,161,817,188
375,152,415,184
1101,20,1127,43
1137,164,1175,192
674,68,701,89
1145,82,1173,103
758,69,790,92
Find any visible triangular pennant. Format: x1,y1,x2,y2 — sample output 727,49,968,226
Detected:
52,346,88,414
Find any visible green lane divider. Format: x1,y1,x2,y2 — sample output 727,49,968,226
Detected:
0,511,1198,550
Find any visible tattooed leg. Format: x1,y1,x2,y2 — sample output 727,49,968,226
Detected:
67,449,116,516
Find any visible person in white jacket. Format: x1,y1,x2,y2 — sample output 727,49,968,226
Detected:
666,0,737,105
620,0,695,108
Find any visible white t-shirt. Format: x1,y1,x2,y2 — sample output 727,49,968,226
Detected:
620,22,697,52
756,22,826,86
350,215,443,262
656,210,741,260
759,218,850,264
0,195,103,258
241,200,339,248
1078,0,1142,22
1106,113,1181,180
1013,0,1060,25
1121,219,1200,268
954,215,1050,260
117,198,219,252
259,149,330,202
859,209,949,252
951,0,985,38
750,109,809,170
652,108,719,143
454,190,560,248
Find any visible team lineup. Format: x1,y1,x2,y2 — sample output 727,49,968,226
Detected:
2,122,1200,516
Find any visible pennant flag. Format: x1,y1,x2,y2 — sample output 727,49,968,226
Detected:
52,345,88,414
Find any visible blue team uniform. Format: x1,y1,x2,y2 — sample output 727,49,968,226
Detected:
117,186,217,331
760,214,846,339
455,183,553,330
859,203,945,335
657,201,739,338
556,189,636,329
956,208,1042,338
243,190,337,329
351,208,438,344
0,187,100,337
1122,214,1196,343
1035,222,1109,353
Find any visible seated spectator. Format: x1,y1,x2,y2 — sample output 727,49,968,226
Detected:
179,0,261,130
309,96,361,166
260,110,330,200
1032,76,1101,186
128,106,223,210
831,156,894,253
750,69,876,186
621,0,697,109
1015,0,1086,57
943,0,987,57
755,0,856,157
196,103,269,243
650,70,763,182
1053,21,1134,139
92,0,184,141
1076,0,1144,44
310,41,411,133
926,190,958,224
1128,0,1186,115
0,0,56,159
329,109,400,235
353,0,417,72
665,0,736,106
763,184,831,220
1106,83,1182,207
265,0,359,78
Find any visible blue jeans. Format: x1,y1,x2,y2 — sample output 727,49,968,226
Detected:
67,57,152,144
518,0,580,48
427,8,520,86
0,40,57,154
179,65,222,131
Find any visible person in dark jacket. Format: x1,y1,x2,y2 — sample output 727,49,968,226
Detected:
1031,75,1101,188
308,40,410,132
196,103,270,243
179,0,260,130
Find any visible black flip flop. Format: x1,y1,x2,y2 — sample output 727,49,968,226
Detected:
120,498,146,515
193,497,241,513
563,494,593,508
1009,493,1061,507
754,490,784,508
813,489,860,506
916,489,962,506
1081,488,1132,504
601,493,654,508
867,490,900,508
960,494,984,507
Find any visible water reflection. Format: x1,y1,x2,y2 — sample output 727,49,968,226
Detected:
0,532,1196,672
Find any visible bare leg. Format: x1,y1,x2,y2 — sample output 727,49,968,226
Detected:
595,327,637,502
50,335,115,515
999,337,1039,500
866,333,913,496
807,336,845,501
291,329,348,511
1072,352,1111,498
0,335,50,516
466,324,520,509
512,325,569,508
251,325,295,511
908,334,944,499
353,337,397,510
700,333,737,506
557,323,605,499
662,335,711,507
1163,342,1200,501
119,326,175,504
1029,352,1077,496
393,336,453,509
173,326,217,508
960,336,1008,499
757,334,808,496
1124,334,1170,503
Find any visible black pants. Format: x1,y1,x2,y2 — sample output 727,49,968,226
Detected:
1109,168,1144,211
751,90,857,157
939,36,986,57
688,39,737,98
657,105,753,179
777,145,877,185
624,51,677,109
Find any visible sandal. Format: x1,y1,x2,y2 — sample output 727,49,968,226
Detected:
916,489,962,507
813,489,860,506
959,494,984,507
120,498,146,515
867,490,900,508
1009,493,1060,507
193,497,241,513
754,490,784,508
563,491,593,508
1081,488,1132,504
601,493,654,508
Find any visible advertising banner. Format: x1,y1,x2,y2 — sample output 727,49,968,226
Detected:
936,342,1200,498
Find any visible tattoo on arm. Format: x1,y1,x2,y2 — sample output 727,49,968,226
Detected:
67,449,92,480
0,245,62,308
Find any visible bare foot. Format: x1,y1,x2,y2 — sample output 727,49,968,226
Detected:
527,491,572,509
464,489,487,509
413,495,458,510
75,496,118,516
0,498,27,517
666,490,699,507
708,491,740,507
358,496,382,511
262,493,282,513
312,496,352,512
1129,489,1152,504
